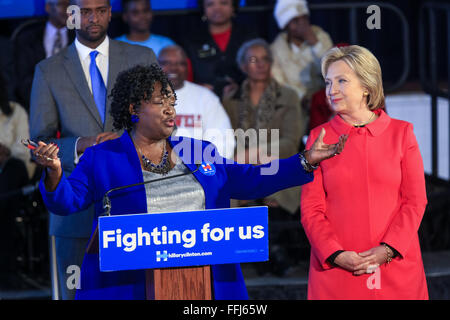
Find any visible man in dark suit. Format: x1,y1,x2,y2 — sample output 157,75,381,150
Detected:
14,0,74,112
29,0,157,299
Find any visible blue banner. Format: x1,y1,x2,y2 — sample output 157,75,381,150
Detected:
0,0,37,18
98,206,268,272
0,0,248,19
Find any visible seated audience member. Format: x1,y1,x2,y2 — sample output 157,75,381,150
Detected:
158,45,235,159
0,74,35,179
308,88,334,131
223,38,305,213
223,38,307,275
13,0,74,112
0,74,31,288
116,0,175,56
181,0,258,97
270,0,333,131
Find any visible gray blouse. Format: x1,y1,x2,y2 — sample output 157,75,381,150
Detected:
142,156,205,214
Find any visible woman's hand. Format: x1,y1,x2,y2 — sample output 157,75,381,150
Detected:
33,141,62,192
222,77,239,100
305,128,348,165
352,245,392,275
333,251,375,274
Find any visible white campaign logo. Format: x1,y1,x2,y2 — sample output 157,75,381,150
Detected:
103,227,197,252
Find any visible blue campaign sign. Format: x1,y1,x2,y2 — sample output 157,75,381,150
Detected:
98,206,268,272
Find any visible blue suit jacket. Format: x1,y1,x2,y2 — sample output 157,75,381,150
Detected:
40,132,313,299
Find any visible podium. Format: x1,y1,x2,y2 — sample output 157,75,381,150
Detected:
87,207,268,300
87,228,212,300
145,267,212,300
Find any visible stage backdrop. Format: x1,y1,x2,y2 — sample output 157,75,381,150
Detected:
0,0,248,19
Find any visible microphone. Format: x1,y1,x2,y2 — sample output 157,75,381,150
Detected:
102,161,202,216
87,161,202,254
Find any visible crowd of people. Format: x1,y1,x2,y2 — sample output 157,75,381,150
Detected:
0,0,429,301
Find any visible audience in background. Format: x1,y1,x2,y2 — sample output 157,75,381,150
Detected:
0,74,31,289
0,36,15,102
116,0,175,56
223,38,304,275
224,38,304,214
0,74,34,179
308,88,334,131
181,0,258,98
13,0,74,112
270,0,333,136
158,45,235,159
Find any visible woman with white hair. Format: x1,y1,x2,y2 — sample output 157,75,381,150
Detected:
223,38,305,214
301,45,428,299
223,38,308,274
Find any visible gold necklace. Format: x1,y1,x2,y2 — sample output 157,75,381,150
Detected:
353,111,375,127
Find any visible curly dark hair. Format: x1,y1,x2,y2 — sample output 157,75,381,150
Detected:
110,64,176,131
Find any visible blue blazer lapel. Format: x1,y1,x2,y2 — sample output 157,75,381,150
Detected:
63,43,104,129
107,132,147,215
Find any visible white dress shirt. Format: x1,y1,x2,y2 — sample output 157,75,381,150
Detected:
43,21,68,58
74,36,109,93
174,81,235,159
73,36,110,163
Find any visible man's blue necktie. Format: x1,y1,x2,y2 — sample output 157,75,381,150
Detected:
89,50,106,124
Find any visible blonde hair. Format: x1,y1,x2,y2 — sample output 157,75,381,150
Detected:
321,45,385,110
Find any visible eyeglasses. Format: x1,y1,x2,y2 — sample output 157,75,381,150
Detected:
247,56,272,65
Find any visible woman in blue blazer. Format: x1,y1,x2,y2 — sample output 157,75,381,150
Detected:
34,64,347,300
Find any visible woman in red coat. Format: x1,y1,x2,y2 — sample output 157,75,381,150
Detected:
301,45,428,299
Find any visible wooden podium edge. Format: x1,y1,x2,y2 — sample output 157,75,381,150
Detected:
146,266,212,300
